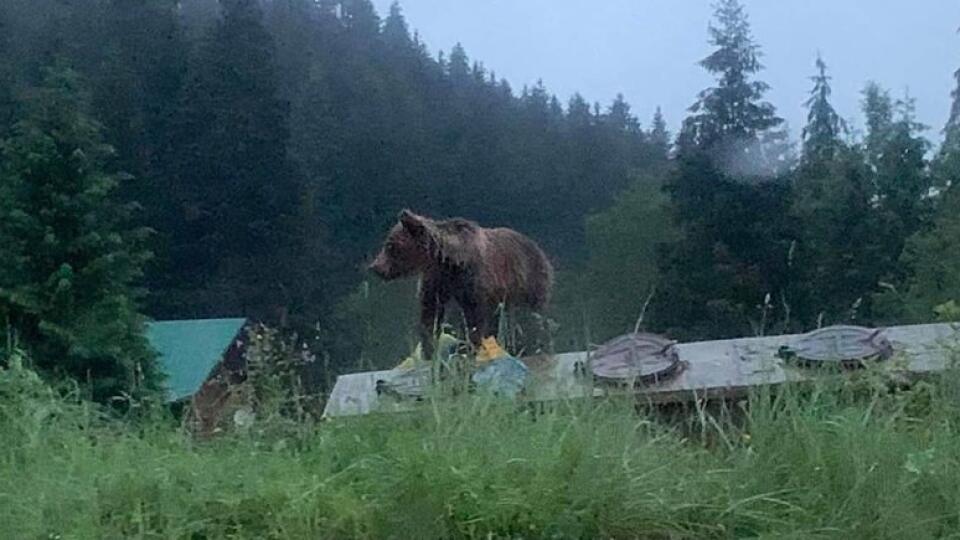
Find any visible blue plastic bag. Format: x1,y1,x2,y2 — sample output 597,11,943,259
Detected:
471,354,530,399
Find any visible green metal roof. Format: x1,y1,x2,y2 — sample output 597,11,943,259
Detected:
145,318,247,402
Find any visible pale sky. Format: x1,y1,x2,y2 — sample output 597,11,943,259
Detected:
371,0,960,144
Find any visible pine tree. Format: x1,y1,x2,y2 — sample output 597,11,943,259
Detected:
657,0,793,339
677,0,784,177
341,0,380,43
883,95,931,232
649,106,670,160
93,0,187,202
790,55,872,325
381,0,428,75
605,93,641,134
882,186,960,323
857,83,932,316
932,47,960,193
158,0,300,322
593,94,645,209
447,43,470,84
862,82,894,172
568,93,592,128
791,149,879,325
863,85,931,239
946,70,960,151
801,55,844,169
875,43,960,324
0,63,159,402
382,1,412,48
263,0,323,102
940,58,960,175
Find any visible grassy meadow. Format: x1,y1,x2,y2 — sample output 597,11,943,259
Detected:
4,356,960,539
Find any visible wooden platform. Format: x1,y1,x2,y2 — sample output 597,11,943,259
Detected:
322,322,960,419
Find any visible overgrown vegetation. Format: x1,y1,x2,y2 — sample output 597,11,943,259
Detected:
4,348,960,539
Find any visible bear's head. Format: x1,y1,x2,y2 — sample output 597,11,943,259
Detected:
368,209,434,280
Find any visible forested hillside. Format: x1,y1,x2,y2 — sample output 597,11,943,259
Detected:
1,0,959,400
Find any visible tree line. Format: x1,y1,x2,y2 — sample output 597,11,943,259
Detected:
0,0,958,402
574,0,956,346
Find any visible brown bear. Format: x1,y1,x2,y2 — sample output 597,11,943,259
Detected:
368,209,554,361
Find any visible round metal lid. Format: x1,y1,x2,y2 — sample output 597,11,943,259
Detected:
588,332,682,386
778,325,893,368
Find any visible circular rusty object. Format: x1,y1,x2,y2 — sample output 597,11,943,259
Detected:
588,332,682,386
778,325,893,369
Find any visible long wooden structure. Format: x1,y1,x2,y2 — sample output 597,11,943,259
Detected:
322,322,960,419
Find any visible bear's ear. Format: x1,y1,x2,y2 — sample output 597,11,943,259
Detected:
399,209,425,235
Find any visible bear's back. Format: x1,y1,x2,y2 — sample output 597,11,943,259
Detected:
476,227,553,309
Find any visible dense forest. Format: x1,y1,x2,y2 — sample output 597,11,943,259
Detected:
1,0,958,402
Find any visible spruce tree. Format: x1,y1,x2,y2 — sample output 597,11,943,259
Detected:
677,0,784,176
794,147,879,326
447,43,471,84
568,93,592,128
657,0,793,339
792,97,879,327
93,0,187,205
0,64,159,402
862,82,894,172
862,84,931,249
649,106,670,161
854,83,931,322
801,55,845,170
875,46,960,324
382,1,412,48
263,0,322,102
882,186,960,323
931,46,960,193
883,95,931,235
605,93,641,134
941,59,960,167
341,0,380,43
159,0,300,322
791,55,869,325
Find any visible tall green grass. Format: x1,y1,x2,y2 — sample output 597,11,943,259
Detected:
4,362,960,539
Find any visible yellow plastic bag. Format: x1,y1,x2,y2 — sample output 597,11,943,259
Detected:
393,332,461,370
471,336,529,398
475,336,508,364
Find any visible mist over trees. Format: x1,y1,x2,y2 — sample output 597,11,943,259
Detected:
0,0,957,399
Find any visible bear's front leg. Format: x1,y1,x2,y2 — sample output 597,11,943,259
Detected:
462,299,499,353
418,278,446,362
419,303,444,362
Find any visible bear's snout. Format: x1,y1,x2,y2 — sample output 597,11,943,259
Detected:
367,254,391,279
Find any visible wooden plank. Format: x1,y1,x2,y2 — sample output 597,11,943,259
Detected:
322,322,960,419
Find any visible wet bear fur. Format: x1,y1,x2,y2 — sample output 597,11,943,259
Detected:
368,209,554,360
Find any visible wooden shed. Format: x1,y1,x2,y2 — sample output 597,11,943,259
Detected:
145,318,251,436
